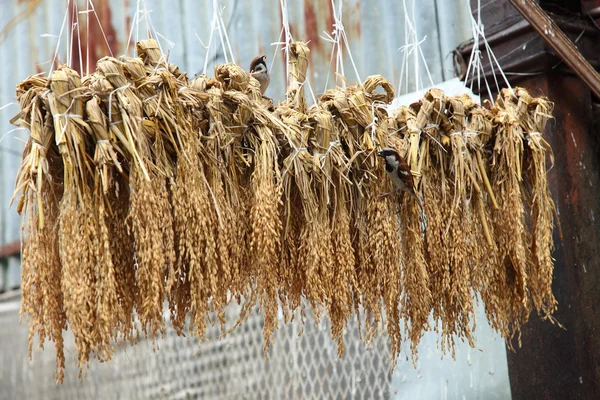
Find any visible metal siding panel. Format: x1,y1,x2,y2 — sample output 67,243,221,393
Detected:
0,2,9,249
415,0,445,84
0,2,474,244
435,0,474,80
6,256,20,289
0,1,472,247
106,0,131,58
156,0,186,68
1,0,25,247
180,0,207,76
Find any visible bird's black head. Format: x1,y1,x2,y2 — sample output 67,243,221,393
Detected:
377,148,399,159
250,55,267,73
377,148,402,173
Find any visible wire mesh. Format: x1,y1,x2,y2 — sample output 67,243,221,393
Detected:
0,296,392,399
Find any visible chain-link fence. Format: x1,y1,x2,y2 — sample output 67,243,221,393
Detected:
0,292,394,400
0,290,512,400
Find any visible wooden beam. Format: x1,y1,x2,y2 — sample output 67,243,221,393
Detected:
507,0,600,98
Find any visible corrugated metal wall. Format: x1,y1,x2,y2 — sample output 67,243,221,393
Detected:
0,0,473,291
0,1,511,399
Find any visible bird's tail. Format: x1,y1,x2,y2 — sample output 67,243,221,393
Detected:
408,190,427,233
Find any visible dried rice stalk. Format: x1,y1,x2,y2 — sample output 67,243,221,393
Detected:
9,39,558,379
519,90,557,318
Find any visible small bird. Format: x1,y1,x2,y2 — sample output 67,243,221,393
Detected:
249,55,270,95
377,147,423,209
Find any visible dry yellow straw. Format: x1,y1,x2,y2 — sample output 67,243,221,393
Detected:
10,40,558,381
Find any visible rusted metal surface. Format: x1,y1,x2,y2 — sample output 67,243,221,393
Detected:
0,0,473,254
456,1,600,398
508,0,600,99
498,74,600,399
0,241,19,259
506,73,600,400
582,0,600,12
67,0,119,74
467,0,524,35
454,10,600,93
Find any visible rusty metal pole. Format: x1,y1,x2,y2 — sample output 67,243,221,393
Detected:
507,0,600,99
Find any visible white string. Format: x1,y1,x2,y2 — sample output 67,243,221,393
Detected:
126,0,141,55
52,113,81,119
526,131,542,145
74,2,84,76
321,34,336,91
365,101,385,143
476,20,513,95
303,74,318,105
217,4,235,64
337,6,361,86
321,0,344,89
318,140,341,169
136,0,140,48
201,22,214,75
398,12,409,95
0,128,28,146
140,2,164,55
0,102,15,111
464,0,514,103
88,0,114,57
53,98,76,145
321,0,361,91
424,131,447,152
108,84,132,125
398,0,434,96
280,0,292,87
67,1,74,70
270,27,285,76
49,4,69,76
86,0,90,75
155,31,176,49
410,0,418,91
201,2,221,75
213,0,228,64
463,7,478,92
280,147,308,178
31,142,47,152
125,1,164,55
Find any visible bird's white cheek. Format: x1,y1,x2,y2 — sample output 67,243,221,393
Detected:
385,156,399,169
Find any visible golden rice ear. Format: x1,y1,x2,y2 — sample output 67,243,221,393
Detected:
11,38,556,381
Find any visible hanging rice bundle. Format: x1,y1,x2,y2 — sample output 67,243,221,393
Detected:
10,40,558,382
11,75,67,382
